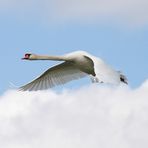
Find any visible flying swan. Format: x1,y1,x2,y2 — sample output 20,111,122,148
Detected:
20,51,128,91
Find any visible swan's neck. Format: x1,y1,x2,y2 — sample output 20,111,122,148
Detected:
32,55,68,61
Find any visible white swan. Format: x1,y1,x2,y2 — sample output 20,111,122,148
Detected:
20,51,127,91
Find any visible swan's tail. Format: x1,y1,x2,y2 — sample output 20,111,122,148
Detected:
118,71,128,84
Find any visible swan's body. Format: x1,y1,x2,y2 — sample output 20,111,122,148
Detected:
20,51,127,91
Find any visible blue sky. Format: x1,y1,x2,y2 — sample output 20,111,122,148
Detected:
0,0,148,94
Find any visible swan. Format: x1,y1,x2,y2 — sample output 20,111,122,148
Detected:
20,51,128,91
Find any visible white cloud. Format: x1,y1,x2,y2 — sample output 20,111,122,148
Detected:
53,0,148,26
0,0,148,26
0,81,148,148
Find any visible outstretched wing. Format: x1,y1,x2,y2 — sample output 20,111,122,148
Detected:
19,62,87,91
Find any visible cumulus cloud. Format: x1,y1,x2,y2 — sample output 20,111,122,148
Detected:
0,80,148,148
0,0,148,26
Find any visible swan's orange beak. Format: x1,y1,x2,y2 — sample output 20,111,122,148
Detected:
21,54,30,60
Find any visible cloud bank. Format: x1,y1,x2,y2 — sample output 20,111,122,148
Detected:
0,0,148,26
0,81,148,148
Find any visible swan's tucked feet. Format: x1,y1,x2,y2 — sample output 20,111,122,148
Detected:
90,76,100,83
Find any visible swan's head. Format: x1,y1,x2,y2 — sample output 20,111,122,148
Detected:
22,53,36,60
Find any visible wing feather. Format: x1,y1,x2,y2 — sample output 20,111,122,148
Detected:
19,62,87,91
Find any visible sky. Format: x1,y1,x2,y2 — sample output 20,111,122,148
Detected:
0,0,148,93
0,0,148,147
